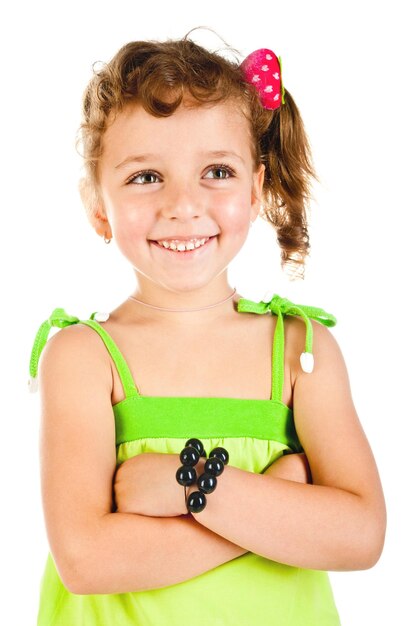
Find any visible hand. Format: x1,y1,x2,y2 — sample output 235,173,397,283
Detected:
263,452,312,484
113,452,193,517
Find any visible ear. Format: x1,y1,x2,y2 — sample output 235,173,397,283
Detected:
78,178,112,239
250,163,265,223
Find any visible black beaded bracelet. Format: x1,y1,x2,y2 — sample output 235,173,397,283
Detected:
175,438,229,513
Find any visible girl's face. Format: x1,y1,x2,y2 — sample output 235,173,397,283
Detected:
95,99,265,294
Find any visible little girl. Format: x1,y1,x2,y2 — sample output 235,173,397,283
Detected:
29,28,386,625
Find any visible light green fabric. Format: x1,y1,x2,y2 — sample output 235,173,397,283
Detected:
30,294,341,625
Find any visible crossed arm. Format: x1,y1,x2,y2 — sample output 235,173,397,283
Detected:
113,440,382,574
105,449,312,593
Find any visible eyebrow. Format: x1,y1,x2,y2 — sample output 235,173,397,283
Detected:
115,150,245,169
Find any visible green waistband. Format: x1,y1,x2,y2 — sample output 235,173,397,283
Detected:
112,395,302,450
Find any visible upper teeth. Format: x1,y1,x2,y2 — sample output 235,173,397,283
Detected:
157,237,210,251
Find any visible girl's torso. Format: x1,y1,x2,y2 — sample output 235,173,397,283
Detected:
31,292,341,626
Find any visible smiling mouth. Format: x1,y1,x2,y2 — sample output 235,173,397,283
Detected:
150,235,217,255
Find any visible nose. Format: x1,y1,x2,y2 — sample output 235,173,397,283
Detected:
161,179,204,221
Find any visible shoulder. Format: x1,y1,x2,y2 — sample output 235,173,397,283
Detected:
38,321,113,393
292,314,353,429
41,321,105,358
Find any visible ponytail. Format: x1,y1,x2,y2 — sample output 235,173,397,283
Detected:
258,89,318,280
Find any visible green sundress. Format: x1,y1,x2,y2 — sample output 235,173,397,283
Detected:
28,293,341,625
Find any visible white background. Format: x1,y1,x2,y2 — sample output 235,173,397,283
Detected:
1,1,417,624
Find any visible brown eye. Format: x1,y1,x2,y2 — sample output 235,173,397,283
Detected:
204,164,235,180
127,171,160,185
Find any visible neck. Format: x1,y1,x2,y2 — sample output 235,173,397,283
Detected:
126,283,242,327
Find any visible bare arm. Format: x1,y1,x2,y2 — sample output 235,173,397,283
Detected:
78,512,246,595
38,325,248,596
185,321,387,571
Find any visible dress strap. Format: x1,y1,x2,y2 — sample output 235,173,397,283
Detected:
237,293,337,403
28,307,139,400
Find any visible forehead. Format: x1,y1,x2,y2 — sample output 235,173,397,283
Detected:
101,99,253,163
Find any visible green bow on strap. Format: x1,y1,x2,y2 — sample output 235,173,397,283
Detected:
237,293,337,374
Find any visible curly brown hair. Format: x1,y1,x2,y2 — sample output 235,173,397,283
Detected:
77,27,318,279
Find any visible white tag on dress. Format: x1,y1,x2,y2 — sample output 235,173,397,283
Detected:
93,312,110,322
300,352,314,373
28,375,39,393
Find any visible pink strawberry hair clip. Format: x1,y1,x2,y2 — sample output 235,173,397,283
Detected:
240,48,285,110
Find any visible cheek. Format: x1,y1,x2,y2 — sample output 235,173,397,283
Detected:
216,193,252,235
111,202,154,243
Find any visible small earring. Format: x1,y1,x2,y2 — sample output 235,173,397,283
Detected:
104,236,112,244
